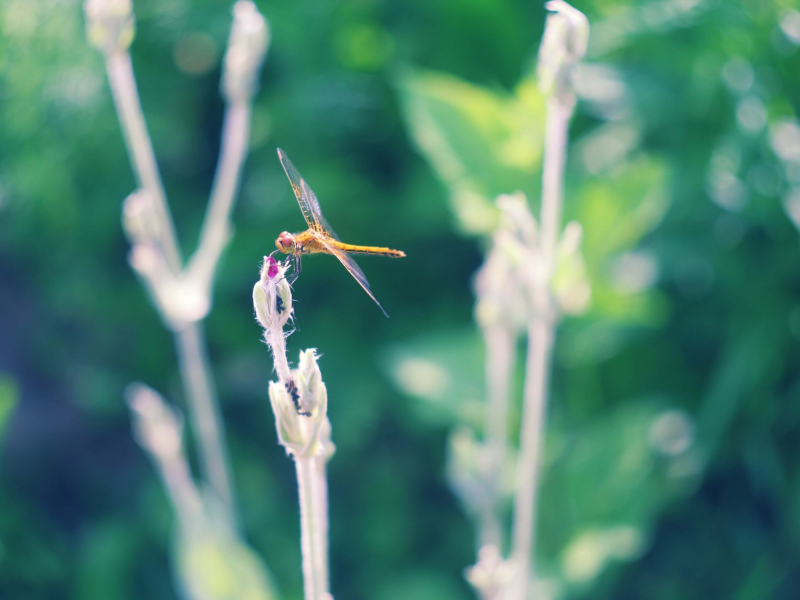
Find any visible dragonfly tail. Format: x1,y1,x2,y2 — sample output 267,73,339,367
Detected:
333,242,405,258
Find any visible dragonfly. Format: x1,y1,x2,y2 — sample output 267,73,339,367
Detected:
274,148,405,317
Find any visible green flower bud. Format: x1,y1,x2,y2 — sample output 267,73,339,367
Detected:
268,352,329,459
269,380,304,456
222,0,270,102
465,544,516,600
84,0,135,54
447,427,500,518
537,1,590,99
122,189,161,246
295,349,324,415
474,240,528,333
127,244,210,329
316,417,336,463
474,195,535,331
126,383,183,461
253,256,293,331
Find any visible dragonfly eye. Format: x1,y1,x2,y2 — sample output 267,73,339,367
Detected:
276,231,294,253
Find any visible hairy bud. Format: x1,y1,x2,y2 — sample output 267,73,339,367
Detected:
222,0,270,102
126,383,183,461
269,351,330,459
84,0,135,54
537,1,590,100
253,256,293,331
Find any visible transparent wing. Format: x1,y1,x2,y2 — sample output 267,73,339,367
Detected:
299,179,341,241
318,238,388,317
277,148,341,241
277,148,315,230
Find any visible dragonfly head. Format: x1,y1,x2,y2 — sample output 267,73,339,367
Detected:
276,231,296,254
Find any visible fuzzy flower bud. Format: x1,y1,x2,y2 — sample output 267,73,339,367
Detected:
493,193,551,316
537,1,589,100
268,351,330,459
447,427,501,519
127,243,210,329
222,0,270,102
465,544,516,600
474,195,532,332
295,349,325,415
84,0,135,54
254,256,293,331
122,189,161,246
491,193,590,320
474,240,528,334
316,417,337,463
126,383,183,461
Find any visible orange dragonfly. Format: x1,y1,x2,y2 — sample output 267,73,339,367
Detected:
274,148,405,317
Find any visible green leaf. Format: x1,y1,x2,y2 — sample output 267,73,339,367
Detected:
74,519,140,600
396,68,546,236
172,491,279,600
573,156,669,271
176,531,279,600
537,400,700,592
571,156,671,332
381,328,487,428
0,375,19,440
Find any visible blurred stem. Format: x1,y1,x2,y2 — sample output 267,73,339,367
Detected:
176,323,237,530
480,324,515,550
509,95,574,600
154,438,205,533
105,50,182,273
509,320,554,600
296,456,331,600
105,46,256,533
189,100,252,287
540,97,572,267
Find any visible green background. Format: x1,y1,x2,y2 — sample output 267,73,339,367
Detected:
2,0,800,598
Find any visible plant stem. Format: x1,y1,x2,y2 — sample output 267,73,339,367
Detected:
540,97,572,267
481,324,515,550
156,439,205,533
509,320,554,600
296,456,330,600
105,48,247,531
509,95,574,600
259,286,331,599
175,322,237,529
105,50,182,273
312,455,331,595
267,324,292,384
191,100,252,286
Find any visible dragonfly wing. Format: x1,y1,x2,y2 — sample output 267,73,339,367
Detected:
319,238,388,317
277,148,341,241
277,148,317,231
300,179,341,241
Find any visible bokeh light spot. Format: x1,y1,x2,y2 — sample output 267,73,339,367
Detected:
394,358,451,401
335,23,394,71
174,32,218,76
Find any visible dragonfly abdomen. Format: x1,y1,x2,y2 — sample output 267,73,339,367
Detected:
333,241,405,258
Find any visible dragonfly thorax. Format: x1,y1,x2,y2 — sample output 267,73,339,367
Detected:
276,231,296,254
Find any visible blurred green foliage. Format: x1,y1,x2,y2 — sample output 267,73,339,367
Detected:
2,0,800,599
177,526,277,600
397,68,545,234
395,45,675,597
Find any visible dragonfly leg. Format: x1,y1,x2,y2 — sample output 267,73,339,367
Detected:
286,254,302,284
